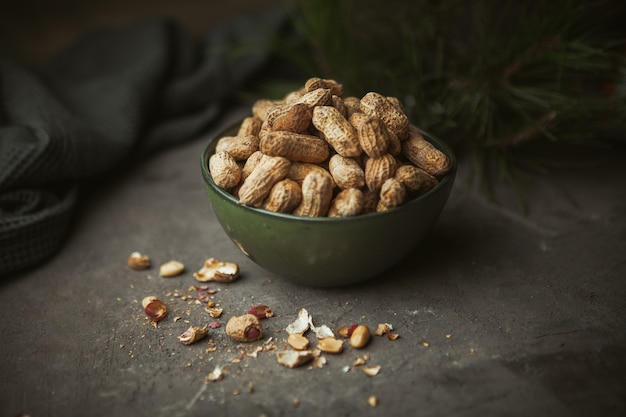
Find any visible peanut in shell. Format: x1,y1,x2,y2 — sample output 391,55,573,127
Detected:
402,128,451,176
305,77,344,97
364,153,398,193
215,135,260,161
262,179,303,213
292,171,333,217
238,156,291,207
328,154,365,190
237,116,263,136
377,178,406,212
360,92,410,141
395,164,439,195
296,88,332,108
209,150,241,190
328,188,364,217
260,131,329,163
312,105,362,158
266,102,312,133
226,314,263,342
287,162,336,188
357,116,390,158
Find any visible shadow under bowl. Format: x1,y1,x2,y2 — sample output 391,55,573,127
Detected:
201,121,456,287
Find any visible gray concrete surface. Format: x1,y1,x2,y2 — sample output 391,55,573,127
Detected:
1,106,625,417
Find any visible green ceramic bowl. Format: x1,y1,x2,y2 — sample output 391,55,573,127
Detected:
201,121,456,287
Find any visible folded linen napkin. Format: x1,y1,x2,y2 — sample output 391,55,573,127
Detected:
0,9,287,277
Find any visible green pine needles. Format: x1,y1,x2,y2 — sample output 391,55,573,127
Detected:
280,0,626,203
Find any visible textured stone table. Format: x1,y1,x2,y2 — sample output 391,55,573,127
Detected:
1,107,625,417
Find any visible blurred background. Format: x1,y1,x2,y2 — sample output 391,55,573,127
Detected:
0,0,282,66
2,0,625,205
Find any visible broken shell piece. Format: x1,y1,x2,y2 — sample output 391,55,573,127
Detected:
375,323,400,340
337,324,358,338
206,307,223,318
159,260,185,277
375,323,393,336
353,357,366,366
311,355,327,369
287,333,310,350
225,314,263,342
128,252,150,270
311,324,335,339
141,296,157,309
143,298,167,322
305,313,335,339
285,308,311,335
178,324,209,345
276,349,320,368
361,364,381,377
206,365,225,382
368,395,379,407
317,337,344,354
194,258,239,283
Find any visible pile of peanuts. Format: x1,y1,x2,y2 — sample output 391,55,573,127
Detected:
209,78,451,217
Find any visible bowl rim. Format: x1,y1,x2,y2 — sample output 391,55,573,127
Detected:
201,119,457,224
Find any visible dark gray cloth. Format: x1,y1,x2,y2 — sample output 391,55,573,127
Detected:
0,9,286,277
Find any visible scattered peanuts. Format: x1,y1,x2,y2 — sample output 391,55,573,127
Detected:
178,324,209,345
349,325,372,349
225,314,263,342
208,77,451,217
317,337,344,354
159,260,185,277
287,333,310,350
142,296,167,322
128,251,150,270
194,258,239,283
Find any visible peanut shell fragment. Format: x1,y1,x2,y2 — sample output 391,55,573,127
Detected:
287,333,310,350
159,260,185,277
276,349,320,368
194,258,239,283
128,252,150,270
361,364,381,377
178,324,209,345
285,308,311,335
317,337,344,354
